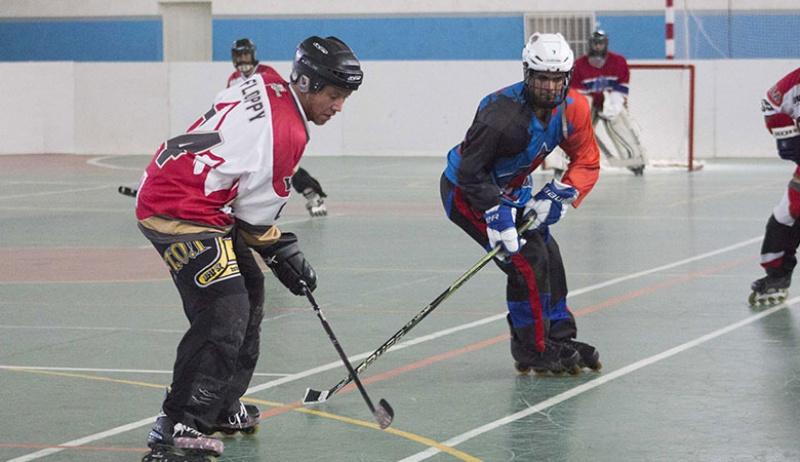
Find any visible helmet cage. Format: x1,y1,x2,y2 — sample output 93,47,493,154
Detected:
524,67,573,108
588,31,609,59
231,39,258,75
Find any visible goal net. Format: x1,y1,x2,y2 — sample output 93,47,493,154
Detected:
546,62,697,173
626,63,697,171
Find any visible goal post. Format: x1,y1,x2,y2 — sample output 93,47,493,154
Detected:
627,63,697,171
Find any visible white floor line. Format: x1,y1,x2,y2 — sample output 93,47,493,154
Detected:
86,155,142,171
397,298,799,462
0,184,113,201
6,235,761,461
0,324,184,334
0,365,290,377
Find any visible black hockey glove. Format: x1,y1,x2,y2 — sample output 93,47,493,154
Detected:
776,133,800,163
257,232,316,295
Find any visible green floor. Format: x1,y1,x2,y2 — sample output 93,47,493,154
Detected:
2,155,799,461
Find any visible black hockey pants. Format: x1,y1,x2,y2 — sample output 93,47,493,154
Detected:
147,229,264,431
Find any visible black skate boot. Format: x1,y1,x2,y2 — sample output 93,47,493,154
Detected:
303,188,327,217
212,402,260,436
557,339,602,371
748,273,791,307
629,165,645,176
143,414,223,462
507,315,580,375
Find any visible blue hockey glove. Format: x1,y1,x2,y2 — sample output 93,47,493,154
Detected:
484,204,524,255
524,179,579,230
500,175,534,208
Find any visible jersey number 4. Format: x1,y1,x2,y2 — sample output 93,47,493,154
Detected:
155,132,223,168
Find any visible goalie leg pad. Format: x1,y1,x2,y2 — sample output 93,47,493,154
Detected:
257,232,316,295
604,110,647,166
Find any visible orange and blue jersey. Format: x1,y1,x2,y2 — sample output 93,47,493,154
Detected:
444,81,599,214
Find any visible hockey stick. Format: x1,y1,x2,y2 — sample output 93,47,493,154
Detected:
301,282,394,428
118,186,138,198
302,216,537,404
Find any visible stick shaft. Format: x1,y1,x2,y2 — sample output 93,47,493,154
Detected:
304,288,378,413
317,217,536,399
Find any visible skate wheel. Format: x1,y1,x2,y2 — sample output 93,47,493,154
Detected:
514,362,531,375
241,425,259,435
567,366,581,376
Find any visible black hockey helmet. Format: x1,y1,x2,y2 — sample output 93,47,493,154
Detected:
291,36,363,92
232,38,258,66
588,30,609,58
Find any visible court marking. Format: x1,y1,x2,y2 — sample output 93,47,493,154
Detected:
0,365,290,377
5,235,762,461
4,369,480,462
0,184,113,201
397,298,799,461
86,156,142,171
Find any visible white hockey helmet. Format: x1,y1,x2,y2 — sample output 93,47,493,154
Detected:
522,32,574,73
522,32,574,107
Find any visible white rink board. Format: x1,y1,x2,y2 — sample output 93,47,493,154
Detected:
0,59,794,159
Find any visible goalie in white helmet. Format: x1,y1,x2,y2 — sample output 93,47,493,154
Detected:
570,30,647,175
441,32,602,375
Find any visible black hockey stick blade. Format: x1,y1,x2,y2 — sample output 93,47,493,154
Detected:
301,283,396,428
374,399,394,429
118,185,138,198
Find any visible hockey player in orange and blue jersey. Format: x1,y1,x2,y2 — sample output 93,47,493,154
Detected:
441,33,601,375
749,67,800,307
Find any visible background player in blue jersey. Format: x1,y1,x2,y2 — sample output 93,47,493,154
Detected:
441,33,602,374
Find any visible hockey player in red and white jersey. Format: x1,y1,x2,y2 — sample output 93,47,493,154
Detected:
749,67,800,307
570,30,646,175
136,36,363,461
228,38,330,217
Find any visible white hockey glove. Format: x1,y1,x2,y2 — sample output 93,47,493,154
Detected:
484,204,524,255
600,90,625,120
524,179,579,230
303,188,328,217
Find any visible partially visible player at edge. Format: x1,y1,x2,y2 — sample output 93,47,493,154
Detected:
134,36,363,462
749,67,800,307
570,30,646,175
228,38,330,217
441,32,601,375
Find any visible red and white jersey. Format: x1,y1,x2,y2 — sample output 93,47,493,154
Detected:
763,67,800,133
226,64,282,89
570,52,630,110
136,69,309,229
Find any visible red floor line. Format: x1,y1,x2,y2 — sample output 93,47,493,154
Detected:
261,255,754,420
